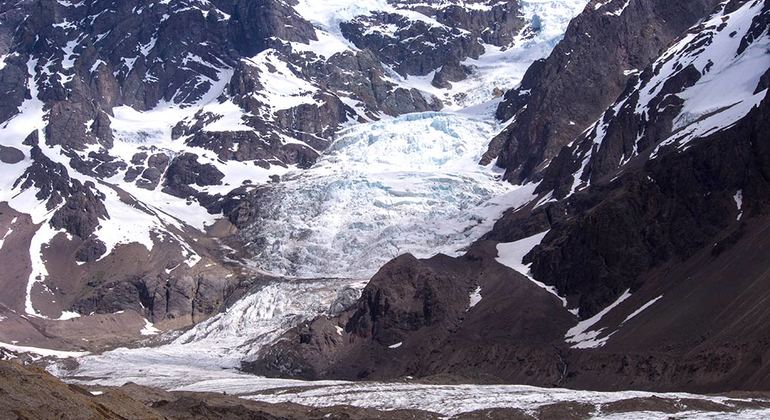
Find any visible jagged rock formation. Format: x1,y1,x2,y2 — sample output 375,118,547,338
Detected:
486,0,721,182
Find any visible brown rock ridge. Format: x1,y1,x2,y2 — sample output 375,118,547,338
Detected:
243,244,575,383
0,360,439,419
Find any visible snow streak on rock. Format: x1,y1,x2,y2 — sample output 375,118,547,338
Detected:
566,0,770,195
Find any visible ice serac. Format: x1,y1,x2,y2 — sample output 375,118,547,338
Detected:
237,112,518,278
487,0,721,182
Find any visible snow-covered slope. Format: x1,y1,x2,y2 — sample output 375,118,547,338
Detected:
565,0,770,194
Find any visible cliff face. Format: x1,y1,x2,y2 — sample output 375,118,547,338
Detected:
487,0,721,183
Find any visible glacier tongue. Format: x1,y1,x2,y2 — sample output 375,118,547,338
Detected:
242,112,519,278
67,277,364,388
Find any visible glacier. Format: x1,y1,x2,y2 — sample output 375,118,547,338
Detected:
241,111,529,278
58,0,581,372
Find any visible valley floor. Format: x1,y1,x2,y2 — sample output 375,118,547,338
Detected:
50,273,770,419
56,360,770,419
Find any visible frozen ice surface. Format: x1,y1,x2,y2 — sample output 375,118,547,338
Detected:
243,112,533,278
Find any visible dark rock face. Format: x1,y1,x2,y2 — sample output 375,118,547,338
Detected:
163,153,224,195
518,0,770,316
341,13,485,77
14,140,108,240
74,239,107,263
244,246,574,381
527,87,770,317
489,0,721,182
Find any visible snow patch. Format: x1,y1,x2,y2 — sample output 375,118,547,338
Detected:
565,289,631,349
140,319,161,336
57,311,81,321
0,342,88,358
468,286,482,310
496,231,567,306
623,295,663,324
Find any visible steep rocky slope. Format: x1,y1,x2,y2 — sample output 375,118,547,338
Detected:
249,0,770,393
486,0,721,182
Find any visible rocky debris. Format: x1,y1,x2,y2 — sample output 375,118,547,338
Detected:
488,0,721,182
227,0,316,57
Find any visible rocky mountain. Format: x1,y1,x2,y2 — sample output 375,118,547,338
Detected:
248,0,770,393
0,0,578,353
2,0,770,409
